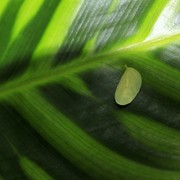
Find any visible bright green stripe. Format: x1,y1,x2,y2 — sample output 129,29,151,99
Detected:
111,32,180,53
130,0,169,42
0,0,61,65
6,137,53,180
82,33,98,54
116,111,180,170
116,111,180,156
20,156,53,180
0,34,179,100
0,0,9,17
0,0,23,63
107,0,120,13
148,0,180,39
10,0,44,42
11,90,180,179
60,76,93,97
33,0,83,59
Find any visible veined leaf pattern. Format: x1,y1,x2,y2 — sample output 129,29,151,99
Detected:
0,0,180,179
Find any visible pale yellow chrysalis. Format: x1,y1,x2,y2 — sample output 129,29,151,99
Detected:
115,65,142,105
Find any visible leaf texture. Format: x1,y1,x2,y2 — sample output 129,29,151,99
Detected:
0,0,180,179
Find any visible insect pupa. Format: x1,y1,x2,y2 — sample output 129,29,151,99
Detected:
115,65,142,105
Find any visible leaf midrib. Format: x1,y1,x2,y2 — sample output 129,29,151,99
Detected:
0,32,180,99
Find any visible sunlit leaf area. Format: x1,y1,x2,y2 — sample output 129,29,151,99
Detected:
0,0,180,179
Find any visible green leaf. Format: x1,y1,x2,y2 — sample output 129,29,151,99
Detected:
0,0,180,179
